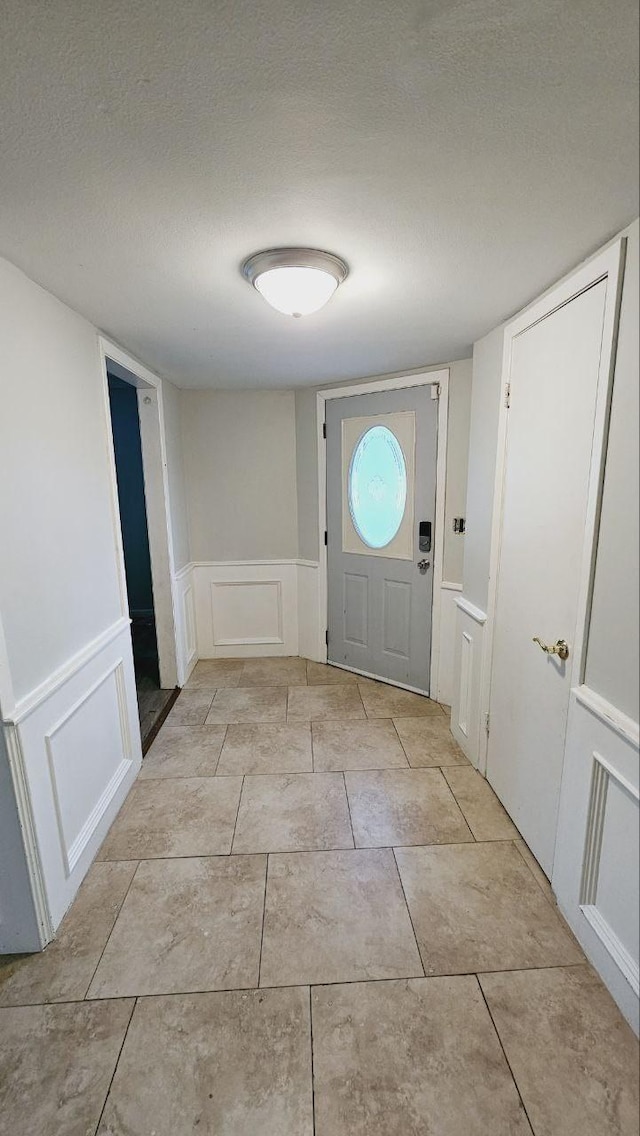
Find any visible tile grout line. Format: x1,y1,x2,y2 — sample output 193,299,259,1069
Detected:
95,835,526,870
432,768,476,843
475,976,536,1134
510,840,585,958
308,985,317,1136
256,855,270,989
341,771,357,849
128,760,478,783
1,962,593,1011
92,995,138,1135
211,724,229,775
389,717,411,767
82,861,142,1000
391,847,426,979
511,839,558,907
229,774,246,855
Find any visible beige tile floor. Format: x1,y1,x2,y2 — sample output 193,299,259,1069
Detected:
1,657,638,1136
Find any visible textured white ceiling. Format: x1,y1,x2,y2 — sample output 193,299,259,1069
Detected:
1,1,638,388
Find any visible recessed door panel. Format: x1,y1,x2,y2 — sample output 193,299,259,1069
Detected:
383,579,411,658
344,573,368,646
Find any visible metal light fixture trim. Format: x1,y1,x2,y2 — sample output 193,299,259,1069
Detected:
242,247,349,317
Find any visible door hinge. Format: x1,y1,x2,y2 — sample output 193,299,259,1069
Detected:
485,712,490,735
504,383,511,409
325,629,329,646
430,383,440,400
324,530,328,546
322,421,327,439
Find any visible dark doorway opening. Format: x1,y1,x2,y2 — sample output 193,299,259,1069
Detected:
107,372,176,749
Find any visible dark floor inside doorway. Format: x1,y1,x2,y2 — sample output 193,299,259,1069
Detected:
131,613,177,752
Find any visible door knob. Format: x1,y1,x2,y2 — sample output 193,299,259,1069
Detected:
533,637,570,661
417,559,431,574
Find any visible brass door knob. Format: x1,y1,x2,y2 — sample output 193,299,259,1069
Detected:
533,637,570,661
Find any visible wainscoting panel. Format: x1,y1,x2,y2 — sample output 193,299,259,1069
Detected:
193,561,300,659
450,597,486,766
211,580,283,646
436,583,462,707
180,561,462,674
45,660,132,876
173,564,197,685
297,561,323,662
553,686,640,1033
7,619,141,933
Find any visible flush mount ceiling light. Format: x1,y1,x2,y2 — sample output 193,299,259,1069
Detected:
242,247,348,318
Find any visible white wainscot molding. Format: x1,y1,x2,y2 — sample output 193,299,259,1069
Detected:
173,564,197,684
436,582,463,707
450,596,487,767
189,561,322,661
4,618,141,936
297,561,324,663
553,686,639,1034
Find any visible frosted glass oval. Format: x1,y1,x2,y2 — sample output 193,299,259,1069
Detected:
348,425,407,549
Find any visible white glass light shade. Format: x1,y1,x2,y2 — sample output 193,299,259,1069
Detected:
254,266,338,317
243,248,348,318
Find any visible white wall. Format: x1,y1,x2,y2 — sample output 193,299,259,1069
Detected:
295,388,320,562
0,258,122,704
181,390,299,562
461,329,504,612
443,359,472,585
0,257,185,949
585,222,639,722
161,378,191,573
0,716,42,952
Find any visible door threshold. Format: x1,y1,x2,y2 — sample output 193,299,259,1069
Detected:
326,661,430,697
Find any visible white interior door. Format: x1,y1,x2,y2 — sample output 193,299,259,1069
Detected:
487,279,609,877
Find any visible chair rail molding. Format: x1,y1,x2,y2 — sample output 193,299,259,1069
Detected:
2,616,131,726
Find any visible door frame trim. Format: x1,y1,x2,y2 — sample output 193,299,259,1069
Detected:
98,336,180,690
317,368,450,696
480,239,626,781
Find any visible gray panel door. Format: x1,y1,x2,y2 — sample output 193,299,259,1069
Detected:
326,385,438,692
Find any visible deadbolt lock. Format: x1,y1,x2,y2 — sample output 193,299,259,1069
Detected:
533,637,570,661
417,559,431,574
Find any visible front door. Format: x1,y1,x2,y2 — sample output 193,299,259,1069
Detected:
487,279,609,877
326,385,438,692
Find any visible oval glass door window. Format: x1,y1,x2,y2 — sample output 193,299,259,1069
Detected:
348,425,407,548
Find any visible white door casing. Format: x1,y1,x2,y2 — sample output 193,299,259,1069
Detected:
98,338,180,689
485,242,625,879
326,389,438,691
317,369,449,696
